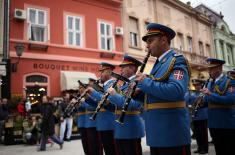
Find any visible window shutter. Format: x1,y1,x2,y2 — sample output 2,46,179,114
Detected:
27,22,32,40
47,24,50,41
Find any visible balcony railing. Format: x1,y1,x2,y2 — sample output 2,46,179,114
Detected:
174,49,208,70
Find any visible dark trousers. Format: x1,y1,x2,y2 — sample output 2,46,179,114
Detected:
150,145,191,155
0,121,4,142
80,128,89,155
116,138,142,155
39,132,63,150
99,130,119,155
193,119,208,152
209,128,235,155
86,127,103,155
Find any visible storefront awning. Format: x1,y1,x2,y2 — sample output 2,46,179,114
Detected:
60,71,97,91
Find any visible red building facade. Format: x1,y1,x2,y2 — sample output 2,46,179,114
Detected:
10,0,123,99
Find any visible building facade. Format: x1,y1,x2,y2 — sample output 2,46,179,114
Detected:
195,4,235,72
122,0,214,81
0,0,4,97
10,0,123,102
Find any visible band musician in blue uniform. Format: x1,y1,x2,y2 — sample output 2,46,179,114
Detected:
86,62,119,155
201,58,235,155
185,79,208,154
134,23,191,155
107,55,145,155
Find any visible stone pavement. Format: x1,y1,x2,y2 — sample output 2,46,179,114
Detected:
0,138,215,155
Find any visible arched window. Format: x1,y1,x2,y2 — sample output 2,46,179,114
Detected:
221,25,226,33
26,75,48,83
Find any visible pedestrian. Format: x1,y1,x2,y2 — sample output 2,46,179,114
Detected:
59,93,74,142
107,55,145,155
134,23,191,155
201,58,235,155
38,95,63,151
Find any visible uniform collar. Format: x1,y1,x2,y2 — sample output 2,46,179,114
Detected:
158,49,172,62
104,78,113,86
215,73,224,83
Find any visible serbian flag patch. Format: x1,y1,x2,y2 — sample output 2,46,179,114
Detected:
173,70,184,80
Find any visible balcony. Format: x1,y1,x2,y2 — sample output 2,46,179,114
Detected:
174,49,208,71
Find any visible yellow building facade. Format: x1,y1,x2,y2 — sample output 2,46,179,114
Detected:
122,0,214,87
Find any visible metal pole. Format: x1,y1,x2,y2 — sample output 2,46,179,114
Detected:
1,0,11,99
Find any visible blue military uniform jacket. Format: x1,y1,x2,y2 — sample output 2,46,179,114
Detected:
76,105,86,128
81,102,97,128
135,50,191,147
89,79,115,131
204,74,235,129
108,76,145,139
185,91,208,121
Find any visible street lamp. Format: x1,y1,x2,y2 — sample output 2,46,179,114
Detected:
11,43,24,72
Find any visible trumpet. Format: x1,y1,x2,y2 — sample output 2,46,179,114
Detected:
90,72,129,121
116,50,151,124
191,78,211,118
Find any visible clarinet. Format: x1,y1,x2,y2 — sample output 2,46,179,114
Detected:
191,78,210,118
64,81,88,117
90,72,129,121
116,50,151,124
89,80,118,121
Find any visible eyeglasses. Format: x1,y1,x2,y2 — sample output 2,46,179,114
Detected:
146,35,162,44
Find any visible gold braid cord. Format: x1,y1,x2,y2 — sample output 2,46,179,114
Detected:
144,55,191,105
152,57,176,82
214,79,230,95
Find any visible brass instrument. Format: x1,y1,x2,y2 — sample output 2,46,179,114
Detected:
90,72,129,121
191,78,210,118
116,50,151,124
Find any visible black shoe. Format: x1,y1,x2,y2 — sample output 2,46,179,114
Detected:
65,138,71,142
193,150,199,153
59,143,63,150
199,150,208,154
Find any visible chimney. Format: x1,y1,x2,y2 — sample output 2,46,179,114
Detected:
186,1,191,6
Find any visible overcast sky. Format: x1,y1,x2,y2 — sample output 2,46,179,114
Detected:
180,0,235,33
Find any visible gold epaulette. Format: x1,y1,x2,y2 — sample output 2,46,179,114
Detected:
214,79,230,95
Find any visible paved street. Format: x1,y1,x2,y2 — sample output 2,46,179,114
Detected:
0,138,215,155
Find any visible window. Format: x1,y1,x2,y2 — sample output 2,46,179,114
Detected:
187,36,192,52
205,44,210,57
129,17,139,47
66,15,82,47
227,45,234,65
219,41,225,60
177,33,184,50
199,41,204,56
99,22,114,51
27,8,48,42
26,75,48,83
